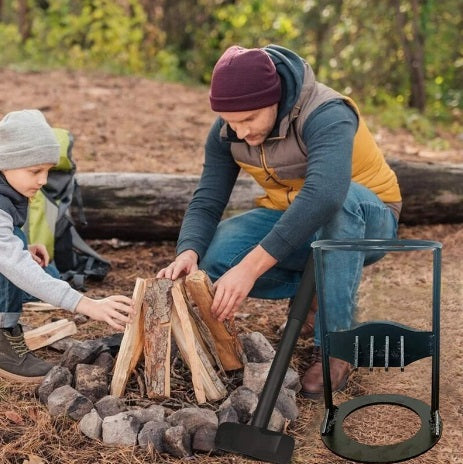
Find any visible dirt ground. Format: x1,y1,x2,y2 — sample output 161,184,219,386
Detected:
0,69,462,464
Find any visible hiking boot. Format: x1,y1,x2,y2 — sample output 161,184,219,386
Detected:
0,324,53,384
301,346,352,400
277,295,318,338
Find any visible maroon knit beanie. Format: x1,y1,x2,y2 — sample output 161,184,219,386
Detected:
209,46,281,112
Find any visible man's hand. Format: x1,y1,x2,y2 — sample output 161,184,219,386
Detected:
156,249,199,280
211,263,257,322
211,245,277,322
28,244,50,267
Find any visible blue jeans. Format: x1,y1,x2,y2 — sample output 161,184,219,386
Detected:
0,227,60,328
199,182,398,345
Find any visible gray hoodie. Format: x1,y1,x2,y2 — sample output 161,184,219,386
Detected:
0,176,81,311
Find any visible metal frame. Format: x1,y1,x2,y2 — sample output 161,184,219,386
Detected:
311,239,443,463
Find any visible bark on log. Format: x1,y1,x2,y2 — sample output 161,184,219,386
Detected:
388,159,463,224
74,172,263,241
143,278,173,399
74,160,463,241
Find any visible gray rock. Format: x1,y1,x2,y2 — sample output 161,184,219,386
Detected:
60,339,108,373
37,365,72,404
163,425,192,458
79,408,103,440
102,412,141,446
94,395,127,419
229,387,259,424
74,364,109,403
127,405,165,424
267,408,286,432
274,387,299,421
192,423,218,452
167,407,217,434
50,337,81,353
47,385,93,421
239,332,275,363
138,420,169,451
217,405,239,425
243,362,301,393
93,351,114,373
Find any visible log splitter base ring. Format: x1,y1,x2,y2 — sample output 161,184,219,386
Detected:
321,394,442,463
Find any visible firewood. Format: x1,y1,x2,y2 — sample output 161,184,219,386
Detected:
110,278,146,397
171,281,227,403
23,302,60,311
185,270,243,370
143,278,173,399
178,283,223,372
24,319,77,351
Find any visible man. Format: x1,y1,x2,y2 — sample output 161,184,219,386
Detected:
157,44,401,398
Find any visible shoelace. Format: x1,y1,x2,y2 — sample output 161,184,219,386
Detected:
4,332,30,357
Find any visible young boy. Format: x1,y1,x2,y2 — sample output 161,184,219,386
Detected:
0,109,135,384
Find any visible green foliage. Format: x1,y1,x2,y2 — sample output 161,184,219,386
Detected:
12,0,158,73
0,0,461,133
0,23,22,66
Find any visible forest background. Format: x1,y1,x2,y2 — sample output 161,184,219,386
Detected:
0,0,462,146
0,2,462,464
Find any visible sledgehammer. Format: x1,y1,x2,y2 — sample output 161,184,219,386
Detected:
215,253,316,464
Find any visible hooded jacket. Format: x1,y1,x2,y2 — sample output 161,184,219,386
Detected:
177,45,401,262
0,175,81,312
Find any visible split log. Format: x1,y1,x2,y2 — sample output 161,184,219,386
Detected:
74,162,463,241
171,281,227,403
185,270,244,371
171,283,205,404
143,278,173,399
24,319,77,351
110,278,146,397
23,302,60,312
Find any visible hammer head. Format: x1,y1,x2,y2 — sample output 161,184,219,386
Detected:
215,422,295,464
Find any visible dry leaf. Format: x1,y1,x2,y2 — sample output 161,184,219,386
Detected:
22,455,45,464
4,410,24,425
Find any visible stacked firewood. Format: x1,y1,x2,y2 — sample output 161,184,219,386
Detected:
110,271,244,404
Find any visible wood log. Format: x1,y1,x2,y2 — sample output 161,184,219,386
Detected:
171,281,227,403
74,172,263,240
185,270,244,371
24,319,77,351
110,278,146,397
23,302,60,312
388,159,463,224
74,162,463,240
143,278,173,399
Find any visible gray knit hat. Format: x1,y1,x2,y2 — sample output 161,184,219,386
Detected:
0,109,60,170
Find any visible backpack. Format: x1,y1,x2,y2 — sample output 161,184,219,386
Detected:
23,128,110,290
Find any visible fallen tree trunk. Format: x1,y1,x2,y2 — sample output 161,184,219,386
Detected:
388,159,463,225
74,159,463,240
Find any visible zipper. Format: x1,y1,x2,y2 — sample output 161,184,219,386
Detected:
259,145,294,205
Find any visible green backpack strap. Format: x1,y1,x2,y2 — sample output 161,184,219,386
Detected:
24,190,58,259
23,127,74,259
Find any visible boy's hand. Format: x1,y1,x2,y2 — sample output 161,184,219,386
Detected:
75,295,135,331
28,244,50,267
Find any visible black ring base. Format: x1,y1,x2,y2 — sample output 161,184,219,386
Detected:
321,394,442,463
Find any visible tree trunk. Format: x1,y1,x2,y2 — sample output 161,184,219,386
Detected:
74,161,463,241
394,0,427,112
17,0,32,43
